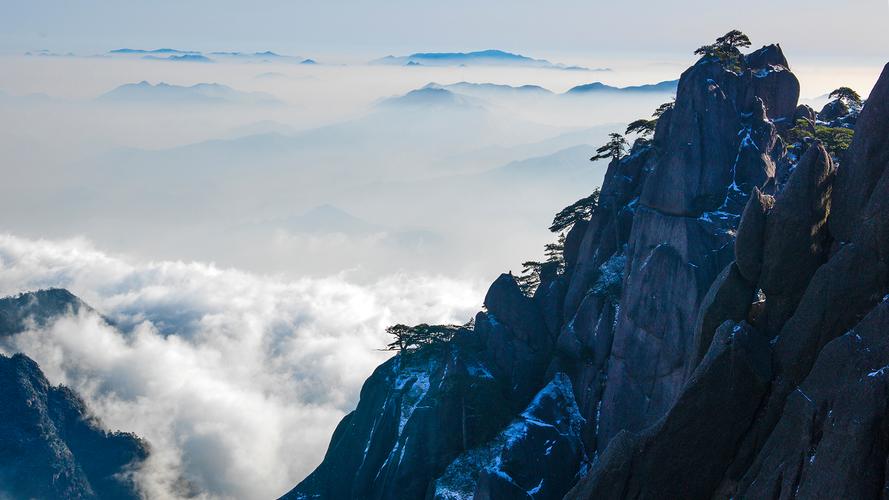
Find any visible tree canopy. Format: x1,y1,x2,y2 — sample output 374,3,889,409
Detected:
590,133,628,162
715,29,751,49
652,100,675,118
694,30,751,71
550,189,600,233
626,119,657,139
785,118,854,157
516,233,566,296
544,233,566,265
515,261,543,295
829,87,863,107
384,323,461,353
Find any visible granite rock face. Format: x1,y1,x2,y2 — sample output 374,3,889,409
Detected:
288,48,889,500
0,353,148,500
567,320,771,499
435,373,586,500
567,61,889,500
829,62,889,243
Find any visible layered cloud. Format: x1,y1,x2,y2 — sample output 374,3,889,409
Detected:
0,234,485,498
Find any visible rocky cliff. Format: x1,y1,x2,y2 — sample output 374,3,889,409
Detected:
0,351,148,499
287,43,886,500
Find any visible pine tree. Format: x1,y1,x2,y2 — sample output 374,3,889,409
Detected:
652,100,675,118
715,29,751,49
626,119,657,139
829,87,863,108
516,261,543,295
694,30,751,71
544,233,566,265
590,133,628,162
550,189,600,233
384,323,459,353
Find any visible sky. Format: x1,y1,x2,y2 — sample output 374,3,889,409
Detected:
2,0,888,62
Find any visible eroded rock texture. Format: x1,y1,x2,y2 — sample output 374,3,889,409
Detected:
287,48,889,500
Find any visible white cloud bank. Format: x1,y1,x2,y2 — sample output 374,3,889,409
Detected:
0,233,485,499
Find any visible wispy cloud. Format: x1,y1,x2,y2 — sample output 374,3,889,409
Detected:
0,233,484,498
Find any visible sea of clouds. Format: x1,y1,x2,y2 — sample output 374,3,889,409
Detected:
0,233,485,498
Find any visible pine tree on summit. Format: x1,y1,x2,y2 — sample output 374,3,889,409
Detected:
590,133,628,162
829,86,863,109
694,29,751,70
715,29,751,50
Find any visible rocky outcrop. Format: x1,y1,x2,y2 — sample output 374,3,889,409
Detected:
0,352,147,500
794,103,817,124
757,142,834,335
734,187,773,282
818,98,850,123
687,262,756,372
829,62,889,243
285,340,515,500
433,373,586,500
285,274,555,500
290,46,889,500
592,46,790,451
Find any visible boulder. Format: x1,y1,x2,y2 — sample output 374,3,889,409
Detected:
688,262,756,373
745,44,789,70
744,45,799,122
483,273,547,350
759,142,834,298
818,98,850,123
793,103,816,124
734,187,774,282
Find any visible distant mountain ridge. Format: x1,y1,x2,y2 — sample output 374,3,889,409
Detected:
283,205,382,235
107,48,315,64
371,49,607,71
97,81,283,106
143,54,214,63
424,81,553,97
109,48,199,55
395,79,679,101
378,87,486,109
565,79,679,94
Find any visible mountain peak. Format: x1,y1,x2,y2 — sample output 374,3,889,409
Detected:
0,351,148,499
0,288,88,337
